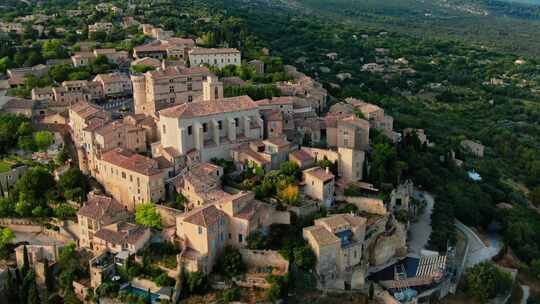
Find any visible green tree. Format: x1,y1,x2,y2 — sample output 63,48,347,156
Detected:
21,245,30,277
42,39,68,60
15,167,56,207
216,246,246,277
135,203,162,229
5,269,19,303
279,161,302,181
55,146,70,164
131,64,156,73
529,187,540,207
531,259,540,279
0,227,15,258
34,131,54,151
266,274,288,301
58,168,87,202
292,245,316,270
465,262,513,303
185,271,207,295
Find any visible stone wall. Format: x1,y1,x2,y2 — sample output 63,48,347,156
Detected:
239,249,289,272
369,222,407,266
342,196,388,215
156,204,183,227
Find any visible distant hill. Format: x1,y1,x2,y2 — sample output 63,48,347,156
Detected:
290,0,540,56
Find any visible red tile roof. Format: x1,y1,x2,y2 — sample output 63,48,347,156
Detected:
101,148,163,176
159,95,257,118
183,205,226,228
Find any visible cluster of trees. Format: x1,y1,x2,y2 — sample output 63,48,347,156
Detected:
0,166,87,219
118,250,176,288
464,261,513,303
241,161,301,206
135,203,162,229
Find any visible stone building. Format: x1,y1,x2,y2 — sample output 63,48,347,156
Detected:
131,66,212,115
176,191,289,274
95,148,171,210
188,48,241,68
157,84,264,162
77,193,132,249
92,221,151,254
303,166,335,208
133,37,195,60
303,214,367,289
461,139,484,158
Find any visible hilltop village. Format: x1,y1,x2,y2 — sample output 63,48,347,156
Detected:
0,0,536,304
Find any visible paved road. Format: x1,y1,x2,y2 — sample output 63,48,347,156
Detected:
455,220,502,268
408,191,434,256
521,285,530,304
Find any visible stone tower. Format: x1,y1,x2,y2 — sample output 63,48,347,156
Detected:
131,74,147,114
202,76,223,101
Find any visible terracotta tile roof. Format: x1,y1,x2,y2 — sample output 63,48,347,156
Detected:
72,52,94,59
94,222,149,245
146,66,210,78
189,48,240,55
159,95,257,118
180,162,221,192
93,121,141,137
183,205,226,228
263,137,290,148
290,149,314,164
2,98,36,109
235,200,270,220
70,101,107,120
101,148,163,176
304,167,334,182
94,73,130,84
77,194,127,223
131,57,161,67
304,226,339,246
134,41,168,53
256,96,295,106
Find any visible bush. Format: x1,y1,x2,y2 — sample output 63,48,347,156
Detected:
222,288,240,303
152,273,175,287
465,262,513,302
215,246,246,277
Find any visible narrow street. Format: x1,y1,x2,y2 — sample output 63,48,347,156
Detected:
407,191,434,256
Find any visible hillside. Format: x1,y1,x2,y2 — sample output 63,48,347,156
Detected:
288,0,540,56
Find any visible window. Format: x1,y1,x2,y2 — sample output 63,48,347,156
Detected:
169,86,174,93
218,121,222,130
187,77,192,82
198,227,202,234
234,118,239,127
228,233,232,239
202,123,208,132
187,83,192,91
188,95,193,102
122,172,126,179
162,125,166,134
238,234,243,243
187,126,192,135
170,97,175,103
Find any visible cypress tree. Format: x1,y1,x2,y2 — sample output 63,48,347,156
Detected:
27,281,41,304
21,245,30,277
5,269,19,302
44,260,54,292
